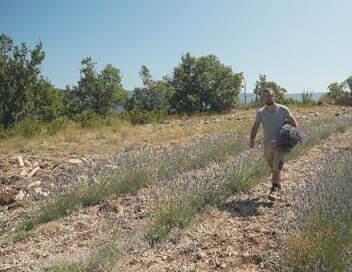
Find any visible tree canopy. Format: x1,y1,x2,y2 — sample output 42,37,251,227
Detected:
0,33,63,127
169,53,243,114
65,57,127,116
125,65,172,113
253,74,289,103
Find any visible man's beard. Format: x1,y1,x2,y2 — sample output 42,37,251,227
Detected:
265,100,274,106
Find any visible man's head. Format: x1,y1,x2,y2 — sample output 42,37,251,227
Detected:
262,88,275,106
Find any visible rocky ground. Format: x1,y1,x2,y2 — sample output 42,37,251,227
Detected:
0,106,351,271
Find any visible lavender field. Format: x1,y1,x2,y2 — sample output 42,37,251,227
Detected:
43,115,352,270
1,109,352,271
2,2,352,270
282,147,352,271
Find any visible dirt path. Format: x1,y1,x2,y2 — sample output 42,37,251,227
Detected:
113,128,352,272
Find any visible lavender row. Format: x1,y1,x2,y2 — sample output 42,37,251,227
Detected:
282,147,352,271
147,117,352,244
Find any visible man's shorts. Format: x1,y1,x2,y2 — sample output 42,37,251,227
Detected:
264,143,285,171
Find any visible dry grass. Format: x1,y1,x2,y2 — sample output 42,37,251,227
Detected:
0,105,347,156
38,221,61,235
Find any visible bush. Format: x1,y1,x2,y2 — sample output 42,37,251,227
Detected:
335,96,352,106
319,92,352,106
121,109,167,125
279,95,296,105
45,117,71,135
72,110,105,129
11,119,43,139
301,90,317,106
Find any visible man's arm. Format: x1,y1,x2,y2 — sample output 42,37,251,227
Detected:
287,114,299,130
250,121,260,148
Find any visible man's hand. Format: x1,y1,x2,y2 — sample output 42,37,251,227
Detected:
250,121,260,149
288,114,299,130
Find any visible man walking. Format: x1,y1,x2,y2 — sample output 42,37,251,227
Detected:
249,88,299,200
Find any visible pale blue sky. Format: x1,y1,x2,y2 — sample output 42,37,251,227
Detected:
1,0,351,93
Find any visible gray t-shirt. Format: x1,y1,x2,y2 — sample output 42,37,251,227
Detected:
255,104,291,144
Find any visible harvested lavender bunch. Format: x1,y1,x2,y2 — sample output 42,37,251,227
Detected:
277,124,303,153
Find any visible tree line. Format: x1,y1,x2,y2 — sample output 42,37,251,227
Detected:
1,33,351,128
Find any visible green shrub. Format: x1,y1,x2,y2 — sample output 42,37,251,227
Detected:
335,96,352,106
11,119,43,139
45,117,71,135
300,90,318,106
72,110,105,129
121,109,167,125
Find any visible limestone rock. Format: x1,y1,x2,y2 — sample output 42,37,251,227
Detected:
15,190,25,201
16,156,25,167
68,159,83,164
28,166,40,178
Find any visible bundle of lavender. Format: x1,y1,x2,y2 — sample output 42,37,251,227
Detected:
277,124,304,153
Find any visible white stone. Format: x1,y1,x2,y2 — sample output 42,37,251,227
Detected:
28,180,41,188
16,156,24,167
68,159,83,164
20,169,28,176
28,166,40,177
24,160,32,167
34,187,49,197
15,190,25,201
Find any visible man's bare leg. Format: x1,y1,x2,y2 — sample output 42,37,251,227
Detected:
269,170,282,201
272,170,281,185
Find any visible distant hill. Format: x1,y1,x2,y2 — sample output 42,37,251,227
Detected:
239,92,326,104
